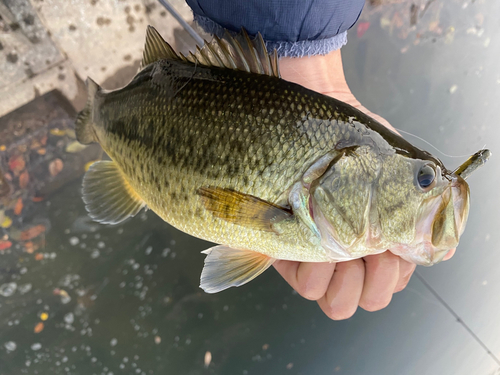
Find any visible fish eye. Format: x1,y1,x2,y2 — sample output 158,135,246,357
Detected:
417,164,436,189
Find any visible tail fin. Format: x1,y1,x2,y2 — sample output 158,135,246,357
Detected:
75,78,100,144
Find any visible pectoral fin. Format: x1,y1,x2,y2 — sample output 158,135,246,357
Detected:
200,245,275,293
197,187,292,232
82,161,146,224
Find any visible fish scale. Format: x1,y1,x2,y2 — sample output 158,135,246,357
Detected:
94,61,347,261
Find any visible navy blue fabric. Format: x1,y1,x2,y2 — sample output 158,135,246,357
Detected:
192,14,348,57
186,0,365,43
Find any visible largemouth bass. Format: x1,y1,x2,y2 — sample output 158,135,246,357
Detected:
76,26,489,293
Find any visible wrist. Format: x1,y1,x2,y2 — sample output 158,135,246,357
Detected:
279,50,395,132
279,49,350,98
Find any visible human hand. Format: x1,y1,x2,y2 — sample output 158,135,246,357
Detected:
275,49,455,320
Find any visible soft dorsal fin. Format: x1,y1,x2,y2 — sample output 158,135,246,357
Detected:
141,25,280,78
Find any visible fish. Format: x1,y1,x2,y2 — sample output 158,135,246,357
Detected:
75,26,490,293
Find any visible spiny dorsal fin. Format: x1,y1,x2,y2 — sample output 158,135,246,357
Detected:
142,26,280,78
140,25,180,69
182,28,280,78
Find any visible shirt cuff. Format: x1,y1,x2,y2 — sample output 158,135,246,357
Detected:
193,14,348,58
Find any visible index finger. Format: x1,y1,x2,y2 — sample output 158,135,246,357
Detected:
273,260,336,301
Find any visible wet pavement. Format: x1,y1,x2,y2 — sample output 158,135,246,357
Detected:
1,0,500,374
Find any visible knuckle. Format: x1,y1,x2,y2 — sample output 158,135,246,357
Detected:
326,305,358,321
364,252,398,272
394,283,408,293
360,297,392,312
298,284,323,301
395,275,412,293
395,267,415,293
346,258,366,274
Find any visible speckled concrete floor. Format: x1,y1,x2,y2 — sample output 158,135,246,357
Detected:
0,0,197,117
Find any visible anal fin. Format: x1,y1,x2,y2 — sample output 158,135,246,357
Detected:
82,161,146,224
200,246,275,293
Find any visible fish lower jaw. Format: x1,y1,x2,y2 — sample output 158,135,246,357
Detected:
390,241,449,266
311,200,449,265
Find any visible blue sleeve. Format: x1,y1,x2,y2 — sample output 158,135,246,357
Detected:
186,0,365,57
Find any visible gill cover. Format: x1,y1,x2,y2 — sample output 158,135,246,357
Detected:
309,146,383,259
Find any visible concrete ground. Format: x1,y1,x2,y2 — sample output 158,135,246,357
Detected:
0,0,198,117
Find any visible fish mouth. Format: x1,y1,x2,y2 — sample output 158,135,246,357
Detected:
402,149,486,265
401,174,470,266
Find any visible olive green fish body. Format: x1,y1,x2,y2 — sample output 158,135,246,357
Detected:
92,61,393,261
76,26,487,293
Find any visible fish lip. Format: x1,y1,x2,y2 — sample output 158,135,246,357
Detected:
450,173,470,237
413,191,453,264
408,173,470,265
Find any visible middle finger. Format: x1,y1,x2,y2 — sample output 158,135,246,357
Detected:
360,251,400,312
317,258,365,320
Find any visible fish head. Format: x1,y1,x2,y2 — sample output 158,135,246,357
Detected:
309,151,470,266
389,157,470,266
